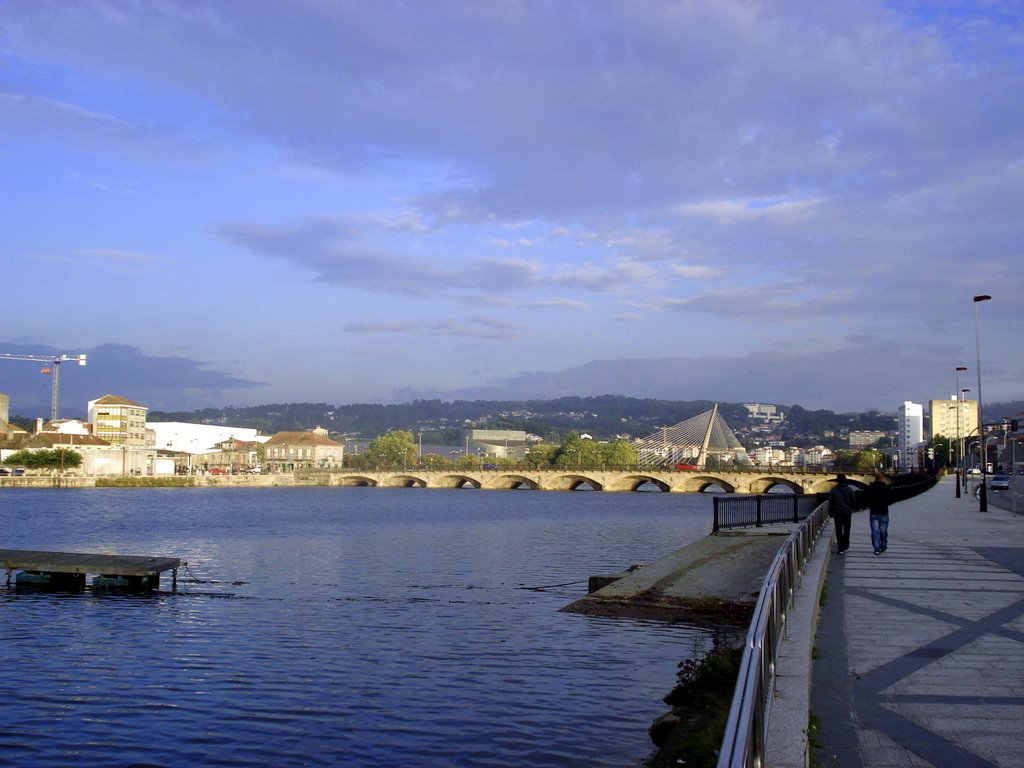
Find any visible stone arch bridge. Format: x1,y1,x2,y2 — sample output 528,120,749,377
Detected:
317,468,874,494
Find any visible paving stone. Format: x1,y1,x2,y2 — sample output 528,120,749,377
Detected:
808,477,1024,768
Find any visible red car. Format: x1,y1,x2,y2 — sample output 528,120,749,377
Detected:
674,463,699,471
208,468,227,475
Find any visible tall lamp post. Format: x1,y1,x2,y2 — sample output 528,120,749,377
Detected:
961,387,970,493
955,366,967,497
973,294,991,512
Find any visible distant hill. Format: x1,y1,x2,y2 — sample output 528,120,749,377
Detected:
149,395,911,445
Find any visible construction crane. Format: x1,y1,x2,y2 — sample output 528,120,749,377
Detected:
0,352,87,422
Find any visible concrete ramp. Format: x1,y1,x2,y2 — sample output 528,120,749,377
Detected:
562,527,796,626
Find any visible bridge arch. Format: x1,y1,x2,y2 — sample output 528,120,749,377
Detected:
546,473,604,491
433,473,481,489
605,474,670,492
336,475,377,487
379,474,427,488
486,474,538,490
692,476,736,494
747,476,803,495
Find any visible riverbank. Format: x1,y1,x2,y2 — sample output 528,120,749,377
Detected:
563,526,799,766
0,473,325,488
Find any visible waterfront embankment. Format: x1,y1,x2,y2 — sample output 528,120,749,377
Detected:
0,473,326,489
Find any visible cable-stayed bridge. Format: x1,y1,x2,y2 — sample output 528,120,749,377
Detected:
634,404,751,469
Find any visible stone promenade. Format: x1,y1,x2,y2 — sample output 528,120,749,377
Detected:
811,476,1024,767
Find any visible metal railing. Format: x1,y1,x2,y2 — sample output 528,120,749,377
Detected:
712,493,825,532
716,499,831,768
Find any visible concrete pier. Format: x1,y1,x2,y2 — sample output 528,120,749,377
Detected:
1,549,181,590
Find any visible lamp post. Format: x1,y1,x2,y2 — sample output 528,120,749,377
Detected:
955,366,967,497
973,294,991,512
961,387,970,493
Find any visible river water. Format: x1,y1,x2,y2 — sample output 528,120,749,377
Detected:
0,487,719,767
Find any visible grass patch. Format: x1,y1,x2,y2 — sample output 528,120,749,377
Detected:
95,476,196,488
646,641,743,768
807,710,822,750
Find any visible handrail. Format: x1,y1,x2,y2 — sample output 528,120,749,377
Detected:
716,499,830,768
713,494,825,532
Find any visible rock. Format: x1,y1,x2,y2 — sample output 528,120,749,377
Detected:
648,711,682,748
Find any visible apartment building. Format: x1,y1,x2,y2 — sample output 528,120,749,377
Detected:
928,397,979,443
898,401,924,470
88,394,149,448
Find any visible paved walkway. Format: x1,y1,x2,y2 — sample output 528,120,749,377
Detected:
811,476,1024,767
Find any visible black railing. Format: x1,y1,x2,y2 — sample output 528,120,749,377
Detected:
712,494,825,532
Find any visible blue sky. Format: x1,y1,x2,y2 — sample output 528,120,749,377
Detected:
2,0,1022,418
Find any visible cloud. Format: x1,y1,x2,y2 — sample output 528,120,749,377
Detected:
0,93,202,159
1,342,261,417
30,248,164,275
652,282,855,322
674,195,825,225
2,1,1022,413
409,336,966,413
343,317,525,341
217,215,658,301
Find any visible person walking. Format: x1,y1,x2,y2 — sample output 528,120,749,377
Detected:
828,474,857,555
863,472,891,555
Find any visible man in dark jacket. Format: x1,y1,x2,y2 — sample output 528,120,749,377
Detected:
863,472,891,555
828,474,857,555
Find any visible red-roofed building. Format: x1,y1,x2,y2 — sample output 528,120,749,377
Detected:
264,429,344,472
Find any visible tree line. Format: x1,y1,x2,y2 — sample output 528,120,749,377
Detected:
354,430,638,470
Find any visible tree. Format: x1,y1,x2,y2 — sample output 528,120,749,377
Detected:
3,448,83,469
927,435,952,468
854,449,885,472
526,445,558,468
597,440,637,468
421,453,447,469
831,450,858,469
363,430,417,468
554,432,598,469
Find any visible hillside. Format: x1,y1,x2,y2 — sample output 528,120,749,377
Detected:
147,396,919,447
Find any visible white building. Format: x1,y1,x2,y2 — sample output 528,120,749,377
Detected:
147,422,265,456
752,446,785,465
898,401,924,471
743,403,784,423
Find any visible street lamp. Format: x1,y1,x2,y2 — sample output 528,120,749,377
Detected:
961,387,970,493
973,294,991,512
955,366,967,498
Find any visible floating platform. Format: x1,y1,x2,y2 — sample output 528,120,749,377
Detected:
1,549,181,590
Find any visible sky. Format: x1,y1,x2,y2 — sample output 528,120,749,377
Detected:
2,0,1022,420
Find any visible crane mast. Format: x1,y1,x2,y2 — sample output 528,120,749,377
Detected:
0,353,88,422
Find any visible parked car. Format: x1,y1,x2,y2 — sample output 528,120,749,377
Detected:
966,467,981,475
990,472,1010,491
0,468,9,476
208,468,227,475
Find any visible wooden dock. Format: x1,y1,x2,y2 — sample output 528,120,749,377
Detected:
1,549,181,590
